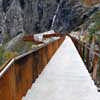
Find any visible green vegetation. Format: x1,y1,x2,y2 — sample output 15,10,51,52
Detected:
0,46,5,66
88,11,100,85
88,11,100,47
0,39,40,67
3,32,11,43
89,11,100,33
0,31,41,67
0,45,17,66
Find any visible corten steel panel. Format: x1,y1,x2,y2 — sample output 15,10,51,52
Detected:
31,52,39,82
52,41,58,55
14,55,33,100
56,39,60,49
33,51,42,75
0,66,16,100
47,42,54,61
0,37,65,100
92,54,99,80
56,39,60,50
58,37,65,46
42,47,48,66
58,38,62,46
37,49,43,75
39,47,48,71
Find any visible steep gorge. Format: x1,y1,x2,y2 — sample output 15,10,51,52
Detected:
0,0,99,43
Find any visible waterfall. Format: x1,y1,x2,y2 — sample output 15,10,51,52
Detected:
51,1,61,29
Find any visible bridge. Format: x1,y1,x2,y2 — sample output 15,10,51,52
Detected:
0,34,100,100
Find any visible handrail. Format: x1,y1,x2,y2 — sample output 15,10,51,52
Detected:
69,35,100,88
0,58,12,72
0,59,14,78
0,37,61,77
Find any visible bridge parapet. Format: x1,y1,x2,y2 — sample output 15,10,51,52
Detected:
0,37,65,100
69,35,100,89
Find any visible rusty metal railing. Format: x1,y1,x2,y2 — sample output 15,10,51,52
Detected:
0,37,65,100
70,36,100,87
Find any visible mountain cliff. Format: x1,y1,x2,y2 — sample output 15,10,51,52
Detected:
0,0,99,43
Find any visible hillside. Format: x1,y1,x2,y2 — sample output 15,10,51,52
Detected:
0,0,100,66
0,0,99,42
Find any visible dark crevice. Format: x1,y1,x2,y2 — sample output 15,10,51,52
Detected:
19,0,25,9
2,0,13,12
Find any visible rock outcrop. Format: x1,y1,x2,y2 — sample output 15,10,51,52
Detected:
0,0,99,43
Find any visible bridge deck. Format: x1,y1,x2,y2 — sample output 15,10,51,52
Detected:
23,36,100,100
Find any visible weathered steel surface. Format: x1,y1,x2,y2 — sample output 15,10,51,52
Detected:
43,33,65,38
0,37,65,100
92,51,99,80
14,55,33,100
0,66,16,100
23,35,43,44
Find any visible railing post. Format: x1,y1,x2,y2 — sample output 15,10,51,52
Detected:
79,41,84,58
86,44,90,71
92,48,99,80
82,42,85,62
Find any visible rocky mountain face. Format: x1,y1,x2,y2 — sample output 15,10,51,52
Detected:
0,0,99,43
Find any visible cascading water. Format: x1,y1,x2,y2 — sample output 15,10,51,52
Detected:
51,1,61,29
